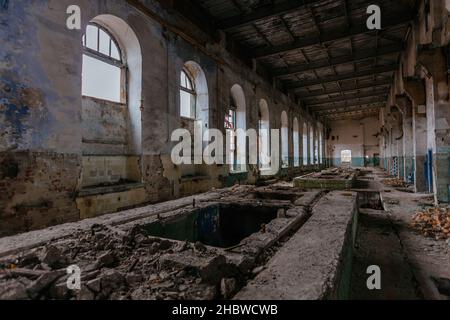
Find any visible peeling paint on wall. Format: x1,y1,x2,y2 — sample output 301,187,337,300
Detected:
1,0,8,11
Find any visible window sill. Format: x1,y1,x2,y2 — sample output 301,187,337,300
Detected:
78,182,145,197
180,175,209,182
229,170,247,175
82,95,126,106
180,116,197,122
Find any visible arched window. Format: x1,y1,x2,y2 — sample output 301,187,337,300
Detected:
293,118,300,167
180,69,196,119
227,85,247,173
258,100,270,172
319,130,323,164
309,125,314,165
178,61,209,180
303,123,308,166
281,111,289,168
314,128,319,164
78,15,143,218
82,23,124,103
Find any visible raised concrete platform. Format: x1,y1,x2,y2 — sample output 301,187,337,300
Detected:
234,191,358,300
293,168,357,190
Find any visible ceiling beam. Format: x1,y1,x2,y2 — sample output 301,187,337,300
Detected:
323,107,380,117
217,0,317,31
316,100,385,113
323,110,380,120
299,79,392,98
287,64,396,90
305,89,389,106
251,14,413,59
272,43,402,77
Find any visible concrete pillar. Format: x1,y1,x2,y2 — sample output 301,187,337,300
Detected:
405,79,428,193
418,48,450,202
396,96,415,183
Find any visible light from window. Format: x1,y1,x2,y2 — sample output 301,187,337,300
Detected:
303,124,308,166
225,109,237,171
180,70,196,119
341,150,352,163
82,55,121,102
82,23,123,103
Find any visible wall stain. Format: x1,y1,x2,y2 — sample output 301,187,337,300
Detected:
0,0,8,11
1,74,45,140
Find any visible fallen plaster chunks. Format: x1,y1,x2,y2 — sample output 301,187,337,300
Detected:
383,178,408,188
412,206,450,240
0,223,217,300
0,184,325,300
159,252,227,284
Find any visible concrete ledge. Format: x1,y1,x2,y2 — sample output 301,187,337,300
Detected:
234,191,358,300
78,182,145,197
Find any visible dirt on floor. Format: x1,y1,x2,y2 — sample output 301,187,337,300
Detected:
350,169,450,300
350,208,422,300
0,224,224,300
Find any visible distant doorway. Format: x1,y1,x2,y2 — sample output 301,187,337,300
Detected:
373,153,380,167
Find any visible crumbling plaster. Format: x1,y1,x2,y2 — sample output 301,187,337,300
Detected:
0,0,325,235
380,0,450,202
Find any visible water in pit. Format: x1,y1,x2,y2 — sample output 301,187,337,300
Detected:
141,204,280,248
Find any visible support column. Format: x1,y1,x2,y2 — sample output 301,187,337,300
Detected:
405,78,428,193
396,96,414,183
418,48,450,202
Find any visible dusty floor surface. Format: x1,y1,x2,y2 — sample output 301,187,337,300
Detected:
350,208,422,299
350,169,450,300
0,185,315,300
0,168,448,300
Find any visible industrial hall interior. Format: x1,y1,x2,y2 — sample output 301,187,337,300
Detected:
0,0,449,300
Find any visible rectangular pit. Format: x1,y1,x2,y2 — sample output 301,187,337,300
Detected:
141,203,282,248
293,169,356,190
358,191,384,210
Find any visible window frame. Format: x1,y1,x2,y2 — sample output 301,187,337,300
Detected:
225,108,238,172
82,23,126,103
180,69,197,120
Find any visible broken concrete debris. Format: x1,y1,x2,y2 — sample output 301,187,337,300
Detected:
1,169,449,301
0,184,317,300
412,206,450,240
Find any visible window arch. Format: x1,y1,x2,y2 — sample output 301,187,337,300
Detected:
319,129,323,164
80,15,143,191
281,111,289,168
293,118,300,167
82,23,124,103
258,99,270,172
309,125,314,165
314,128,319,164
227,85,247,173
180,69,196,119
303,123,308,165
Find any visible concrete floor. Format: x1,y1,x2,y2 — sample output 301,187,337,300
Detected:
350,169,449,300
350,208,421,299
0,168,448,300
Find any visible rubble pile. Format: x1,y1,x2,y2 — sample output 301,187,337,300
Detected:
382,178,408,188
0,224,235,300
412,207,450,240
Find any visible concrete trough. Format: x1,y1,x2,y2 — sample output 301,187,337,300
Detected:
293,168,357,190
234,191,358,300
